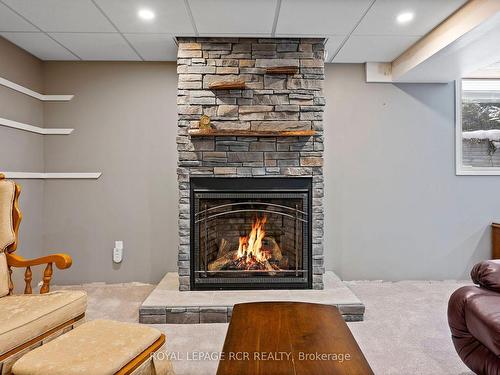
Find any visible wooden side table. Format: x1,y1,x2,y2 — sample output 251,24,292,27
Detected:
493,223,500,259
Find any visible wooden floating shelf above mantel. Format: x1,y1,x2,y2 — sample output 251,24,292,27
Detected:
265,66,299,75
188,129,316,137
208,79,246,90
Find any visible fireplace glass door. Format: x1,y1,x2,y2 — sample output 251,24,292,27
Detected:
191,178,311,290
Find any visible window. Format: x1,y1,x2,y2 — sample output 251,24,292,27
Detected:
457,79,500,175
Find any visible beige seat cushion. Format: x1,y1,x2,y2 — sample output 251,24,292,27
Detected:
0,290,87,356
130,343,175,375
0,179,15,298
13,319,166,375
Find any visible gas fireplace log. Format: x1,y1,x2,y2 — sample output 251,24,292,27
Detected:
279,256,289,269
265,237,283,261
217,238,231,258
263,260,276,276
208,250,237,271
208,236,286,273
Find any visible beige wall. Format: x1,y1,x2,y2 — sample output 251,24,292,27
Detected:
0,37,44,264
43,62,178,284
323,64,500,280
1,40,179,285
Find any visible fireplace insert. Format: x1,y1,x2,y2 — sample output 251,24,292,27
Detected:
190,177,312,290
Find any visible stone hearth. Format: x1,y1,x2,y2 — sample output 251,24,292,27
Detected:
139,272,364,324
177,37,325,290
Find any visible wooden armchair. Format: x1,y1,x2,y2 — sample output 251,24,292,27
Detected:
1,173,73,294
0,174,87,374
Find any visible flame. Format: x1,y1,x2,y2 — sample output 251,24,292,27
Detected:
236,216,269,263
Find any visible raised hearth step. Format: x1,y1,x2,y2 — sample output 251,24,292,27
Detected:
139,271,365,324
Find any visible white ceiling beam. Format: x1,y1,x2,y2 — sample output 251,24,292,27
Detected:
390,0,500,82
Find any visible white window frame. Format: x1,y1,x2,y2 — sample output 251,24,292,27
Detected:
456,79,500,175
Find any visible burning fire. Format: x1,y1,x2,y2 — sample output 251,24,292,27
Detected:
208,214,285,272
236,216,270,263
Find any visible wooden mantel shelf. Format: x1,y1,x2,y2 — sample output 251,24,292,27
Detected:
265,66,299,75
208,79,246,90
188,129,316,137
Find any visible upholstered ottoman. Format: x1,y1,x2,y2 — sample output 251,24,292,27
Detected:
11,320,174,375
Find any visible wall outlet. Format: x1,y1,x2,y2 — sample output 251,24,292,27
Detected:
113,241,123,263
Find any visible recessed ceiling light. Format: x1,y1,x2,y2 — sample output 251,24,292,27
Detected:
138,8,155,21
396,11,414,24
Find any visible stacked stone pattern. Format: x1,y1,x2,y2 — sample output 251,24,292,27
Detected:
177,38,325,290
140,304,364,324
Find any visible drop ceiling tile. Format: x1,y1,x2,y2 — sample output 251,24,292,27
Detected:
50,33,140,60
0,32,77,60
196,33,273,37
354,0,467,36
94,0,193,34
333,35,420,63
124,34,177,61
276,0,372,36
2,0,115,32
0,3,37,31
189,0,276,35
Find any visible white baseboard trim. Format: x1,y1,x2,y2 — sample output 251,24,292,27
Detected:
2,172,102,179
0,117,74,135
0,77,74,101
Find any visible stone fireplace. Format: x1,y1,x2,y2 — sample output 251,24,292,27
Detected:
177,37,325,290
191,177,312,290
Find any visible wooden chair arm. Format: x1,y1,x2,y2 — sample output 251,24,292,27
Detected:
6,253,72,294
6,253,72,269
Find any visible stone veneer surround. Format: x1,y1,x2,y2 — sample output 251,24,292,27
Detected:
177,37,325,290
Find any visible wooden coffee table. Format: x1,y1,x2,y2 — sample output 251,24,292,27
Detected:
217,302,373,375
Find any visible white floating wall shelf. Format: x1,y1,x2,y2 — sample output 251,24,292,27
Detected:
0,77,74,101
0,117,74,135
2,172,102,179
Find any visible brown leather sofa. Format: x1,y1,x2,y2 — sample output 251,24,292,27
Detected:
448,260,500,375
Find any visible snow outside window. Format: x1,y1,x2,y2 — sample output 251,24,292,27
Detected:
457,79,500,175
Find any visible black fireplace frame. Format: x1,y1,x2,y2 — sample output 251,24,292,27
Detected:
190,177,313,290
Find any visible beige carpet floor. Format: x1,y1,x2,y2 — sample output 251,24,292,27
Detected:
56,280,474,375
